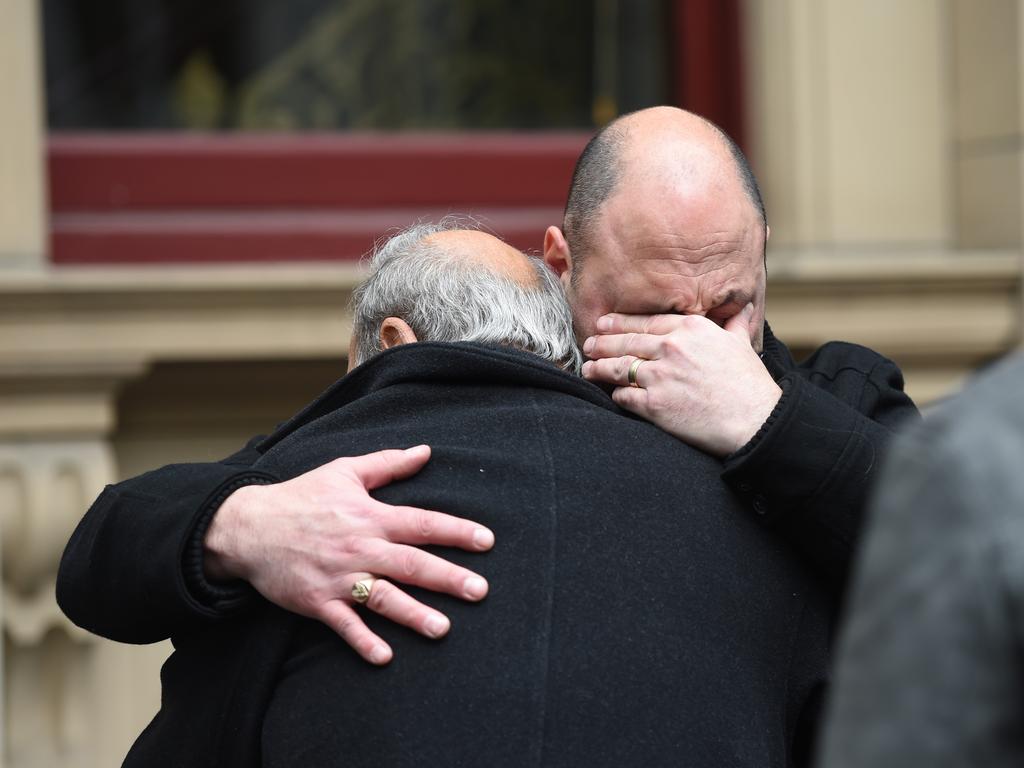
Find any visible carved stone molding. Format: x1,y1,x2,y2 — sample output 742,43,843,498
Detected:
0,442,115,636
1,254,1019,401
0,264,361,368
0,371,143,768
0,263,362,766
766,249,1022,401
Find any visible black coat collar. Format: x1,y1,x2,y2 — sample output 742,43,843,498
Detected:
760,321,796,380
257,343,615,454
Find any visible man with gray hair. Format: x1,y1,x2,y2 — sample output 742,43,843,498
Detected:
347,218,581,373
95,222,830,767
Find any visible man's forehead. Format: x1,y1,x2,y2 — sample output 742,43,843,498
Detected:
584,190,764,311
604,112,756,244
598,185,758,263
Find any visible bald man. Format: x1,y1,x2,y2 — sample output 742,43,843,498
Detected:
106,222,830,767
547,107,918,587
60,107,916,666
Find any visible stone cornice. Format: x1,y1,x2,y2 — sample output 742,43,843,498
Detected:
0,263,364,369
0,253,1019,405
766,249,1021,360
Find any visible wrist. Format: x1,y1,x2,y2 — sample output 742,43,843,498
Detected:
731,381,784,455
203,484,264,582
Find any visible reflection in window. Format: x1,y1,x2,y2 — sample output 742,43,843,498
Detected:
43,0,669,131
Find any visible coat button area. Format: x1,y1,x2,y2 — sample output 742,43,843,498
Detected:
752,494,769,515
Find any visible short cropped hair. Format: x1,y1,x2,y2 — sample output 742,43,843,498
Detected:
351,218,582,373
562,122,627,276
563,111,767,274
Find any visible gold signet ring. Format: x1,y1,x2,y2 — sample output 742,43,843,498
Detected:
628,358,646,388
351,577,377,604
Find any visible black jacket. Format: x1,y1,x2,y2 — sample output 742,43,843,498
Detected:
106,342,833,767
724,326,918,586
57,324,917,648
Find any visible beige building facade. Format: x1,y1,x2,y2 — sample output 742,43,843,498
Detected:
2,1,1023,765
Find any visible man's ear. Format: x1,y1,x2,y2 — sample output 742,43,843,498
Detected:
380,317,418,350
543,226,573,287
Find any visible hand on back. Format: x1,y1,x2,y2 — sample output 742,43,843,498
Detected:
204,445,493,665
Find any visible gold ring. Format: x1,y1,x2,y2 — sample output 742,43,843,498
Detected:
351,577,377,604
628,358,646,388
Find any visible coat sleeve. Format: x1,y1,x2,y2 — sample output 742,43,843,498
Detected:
721,347,919,591
57,436,279,644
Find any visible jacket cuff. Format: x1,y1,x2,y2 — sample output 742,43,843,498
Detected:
181,471,278,615
729,376,792,464
722,373,862,525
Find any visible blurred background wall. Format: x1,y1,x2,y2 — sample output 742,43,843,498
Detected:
1,0,1022,765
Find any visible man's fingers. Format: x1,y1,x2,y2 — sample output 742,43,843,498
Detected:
361,577,452,640
611,385,649,416
367,541,489,602
582,332,663,362
380,504,495,551
594,313,687,335
723,302,755,342
317,599,393,665
340,445,432,491
582,356,649,388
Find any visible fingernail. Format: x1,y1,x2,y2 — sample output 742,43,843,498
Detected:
596,316,612,331
743,302,754,317
370,645,391,664
464,576,488,600
473,527,495,549
583,336,595,354
424,615,450,638
581,361,592,377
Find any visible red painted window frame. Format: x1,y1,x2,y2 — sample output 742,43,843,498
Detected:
47,0,744,267
48,133,588,265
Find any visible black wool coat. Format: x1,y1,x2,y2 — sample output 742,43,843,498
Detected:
113,343,833,768
57,325,916,650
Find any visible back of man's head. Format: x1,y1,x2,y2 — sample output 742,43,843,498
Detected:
351,219,581,372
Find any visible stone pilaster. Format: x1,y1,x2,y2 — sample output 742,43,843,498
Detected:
0,264,359,766
0,361,164,768
744,0,952,251
0,0,47,270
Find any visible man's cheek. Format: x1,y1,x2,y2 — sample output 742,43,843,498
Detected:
568,296,605,343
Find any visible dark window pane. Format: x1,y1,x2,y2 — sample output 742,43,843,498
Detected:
42,0,669,131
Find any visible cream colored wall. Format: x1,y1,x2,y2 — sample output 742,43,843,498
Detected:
744,0,1023,397
0,0,46,270
746,0,952,249
2,1,1023,766
1019,2,1024,339
953,0,1021,250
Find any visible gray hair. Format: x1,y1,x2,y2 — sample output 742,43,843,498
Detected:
351,219,582,374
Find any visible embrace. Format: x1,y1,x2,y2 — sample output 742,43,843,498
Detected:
59,107,917,767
